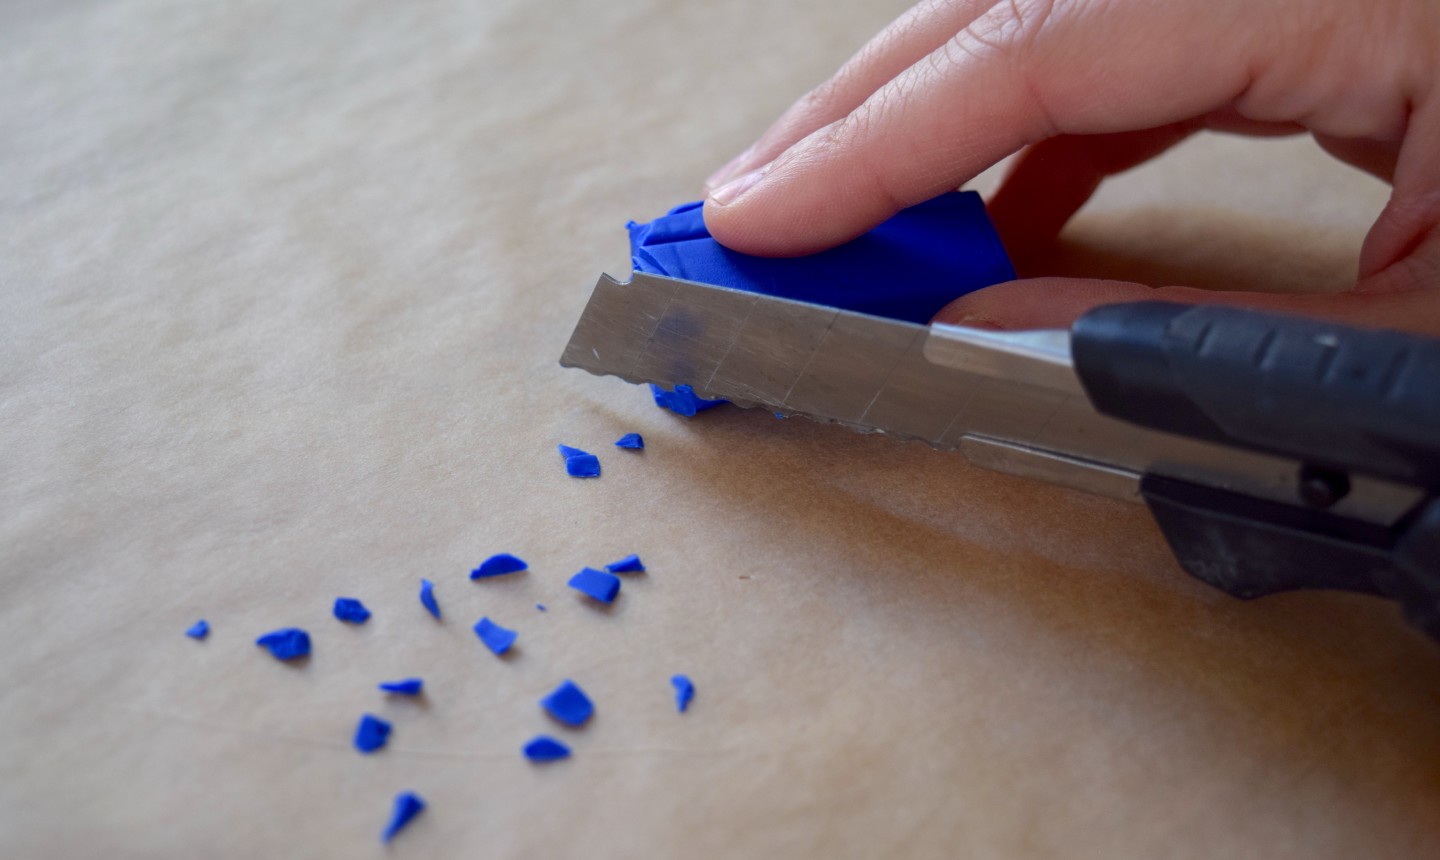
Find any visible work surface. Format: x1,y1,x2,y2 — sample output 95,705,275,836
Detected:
5,1,1439,857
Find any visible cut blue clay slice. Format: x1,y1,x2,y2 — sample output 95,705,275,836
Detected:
541,679,594,726
671,674,696,713
604,554,645,574
557,444,589,459
523,735,571,762
255,628,310,661
568,567,620,603
333,597,371,624
614,433,644,450
471,553,527,579
627,192,1014,325
536,603,547,612
379,678,424,696
381,791,425,843
419,578,440,620
474,617,517,655
185,619,210,640
354,713,392,753
651,383,725,417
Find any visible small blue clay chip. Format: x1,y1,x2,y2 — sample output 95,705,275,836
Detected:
256,628,310,661
558,444,601,478
333,597,371,624
604,554,645,573
565,454,601,478
354,714,392,753
523,735,571,762
381,791,425,843
614,433,644,450
568,567,620,603
471,553,527,579
419,578,440,620
541,679,594,726
379,678,424,696
185,619,210,640
671,675,696,713
474,617,517,655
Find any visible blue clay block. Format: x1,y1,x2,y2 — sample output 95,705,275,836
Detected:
333,597,371,624
627,192,1014,325
381,791,425,843
564,453,601,478
568,567,620,603
541,679,594,726
379,678,424,696
474,617,517,655
671,674,695,713
471,553,527,579
614,433,644,450
419,578,440,620
650,383,725,417
255,628,310,661
185,619,210,640
604,554,645,574
354,713,392,753
523,735,571,762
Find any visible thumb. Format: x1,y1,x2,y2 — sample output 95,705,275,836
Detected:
935,277,1440,336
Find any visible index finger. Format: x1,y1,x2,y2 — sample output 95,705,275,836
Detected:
701,0,1264,255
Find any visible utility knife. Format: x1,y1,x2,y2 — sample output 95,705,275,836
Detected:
561,271,1440,642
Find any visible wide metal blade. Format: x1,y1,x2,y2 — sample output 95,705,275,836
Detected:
561,272,1071,449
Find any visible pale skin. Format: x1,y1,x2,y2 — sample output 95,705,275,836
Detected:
701,0,1440,334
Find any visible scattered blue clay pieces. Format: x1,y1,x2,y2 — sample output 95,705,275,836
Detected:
523,735,572,762
471,553,527,579
419,578,440,620
185,619,210,640
255,628,311,661
354,714,393,754
651,383,726,417
474,617,517,656
671,675,696,713
604,554,645,574
333,597,371,624
541,679,594,726
568,567,621,604
557,444,602,478
614,433,644,450
379,678,424,696
381,791,425,843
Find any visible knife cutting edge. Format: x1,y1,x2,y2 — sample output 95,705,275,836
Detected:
561,271,1440,642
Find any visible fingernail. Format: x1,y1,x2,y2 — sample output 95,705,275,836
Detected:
705,145,755,191
708,163,767,206
955,315,1006,330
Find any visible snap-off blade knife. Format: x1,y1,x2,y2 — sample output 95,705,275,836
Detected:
561,272,1440,642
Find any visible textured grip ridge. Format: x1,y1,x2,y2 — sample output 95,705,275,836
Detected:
1073,302,1440,488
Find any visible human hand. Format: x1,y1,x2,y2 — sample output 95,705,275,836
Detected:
700,0,1440,334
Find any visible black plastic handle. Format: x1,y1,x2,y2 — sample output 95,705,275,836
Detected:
1071,302,1440,489
1071,302,1440,642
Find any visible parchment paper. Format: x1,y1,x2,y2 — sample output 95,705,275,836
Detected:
4,1,1438,857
